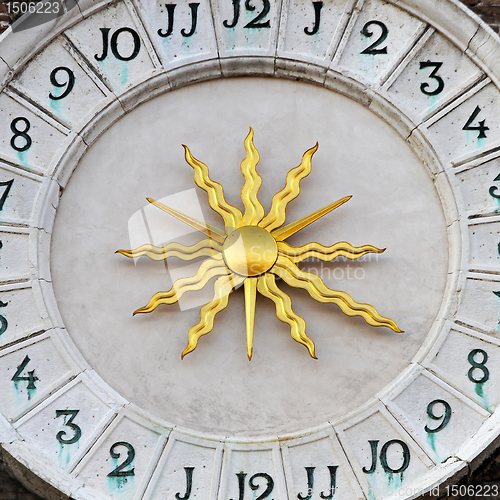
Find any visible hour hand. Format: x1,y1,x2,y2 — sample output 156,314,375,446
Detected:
146,198,226,243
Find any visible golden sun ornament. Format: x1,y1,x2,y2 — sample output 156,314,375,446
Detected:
117,129,402,360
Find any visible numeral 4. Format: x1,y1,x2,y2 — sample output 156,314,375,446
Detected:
463,106,489,139
11,355,38,390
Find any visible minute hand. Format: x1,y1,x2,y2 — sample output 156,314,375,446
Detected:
147,198,226,244
271,195,352,242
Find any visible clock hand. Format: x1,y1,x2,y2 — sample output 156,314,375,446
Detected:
271,195,352,242
147,198,226,243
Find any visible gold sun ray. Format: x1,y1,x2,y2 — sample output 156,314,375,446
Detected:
118,128,402,359
134,256,226,314
273,254,402,332
257,273,315,359
116,239,221,261
239,128,265,226
182,274,245,359
183,144,242,231
277,241,384,264
260,143,318,231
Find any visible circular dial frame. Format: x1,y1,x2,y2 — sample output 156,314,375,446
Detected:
1,0,500,499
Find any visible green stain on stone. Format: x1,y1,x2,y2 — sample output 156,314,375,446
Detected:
107,474,134,493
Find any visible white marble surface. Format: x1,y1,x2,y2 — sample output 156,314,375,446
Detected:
51,77,448,437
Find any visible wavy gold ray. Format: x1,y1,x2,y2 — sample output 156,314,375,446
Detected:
116,239,222,261
240,128,265,226
260,143,318,231
183,145,242,230
134,256,226,314
182,274,245,358
271,196,352,241
272,255,402,332
257,274,316,359
277,241,384,264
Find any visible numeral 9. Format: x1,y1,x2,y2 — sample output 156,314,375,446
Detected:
49,67,75,101
424,399,451,433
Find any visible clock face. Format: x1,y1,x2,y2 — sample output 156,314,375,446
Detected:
1,0,500,500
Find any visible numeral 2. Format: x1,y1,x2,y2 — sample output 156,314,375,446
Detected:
108,441,135,477
360,20,388,55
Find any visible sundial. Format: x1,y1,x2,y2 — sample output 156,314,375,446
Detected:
0,0,500,499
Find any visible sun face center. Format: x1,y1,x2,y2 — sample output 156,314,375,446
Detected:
222,226,278,277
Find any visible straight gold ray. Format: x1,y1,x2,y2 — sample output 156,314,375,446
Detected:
257,274,316,358
134,256,226,314
147,198,226,243
271,196,352,242
116,239,221,261
277,241,384,264
260,143,318,231
240,128,265,226
182,274,245,358
244,278,257,360
272,255,402,332
183,145,242,230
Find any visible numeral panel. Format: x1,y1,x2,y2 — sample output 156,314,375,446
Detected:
65,1,158,95
73,412,167,500
135,0,218,71
455,153,500,217
333,0,425,86
14,373,121,471
0,334,77,420
383,366,489,464
424,324,500,411
281,431,363,500
210,0,282,61
144,432,223,500
0,92,68,175
278,0,353,66
219,442,288,500
384,30,483,123
425,82,500,166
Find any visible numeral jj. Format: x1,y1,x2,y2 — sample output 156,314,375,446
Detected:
297,466,337,500
95,27,141,62
158,3,199,37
